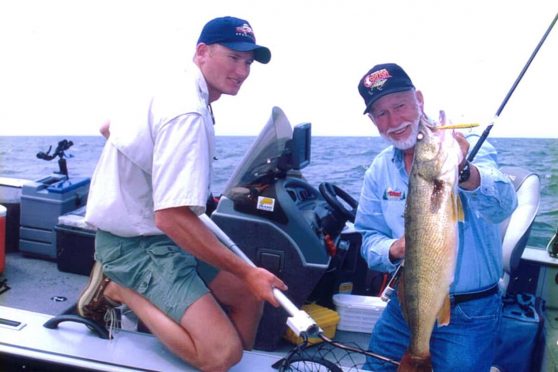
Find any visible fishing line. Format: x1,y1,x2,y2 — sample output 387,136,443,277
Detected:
467,11,558,162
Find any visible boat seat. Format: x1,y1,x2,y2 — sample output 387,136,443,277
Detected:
498,166,540,294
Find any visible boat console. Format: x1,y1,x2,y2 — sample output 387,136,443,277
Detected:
211,107,359,350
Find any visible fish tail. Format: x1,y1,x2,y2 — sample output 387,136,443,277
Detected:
397,352,433,372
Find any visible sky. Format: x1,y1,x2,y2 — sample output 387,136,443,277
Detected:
0,0,557,138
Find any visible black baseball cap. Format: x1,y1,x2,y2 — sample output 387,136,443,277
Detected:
358,63,415,114
198,16,271,64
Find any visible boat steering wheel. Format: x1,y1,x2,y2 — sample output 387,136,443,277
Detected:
319,182,358,223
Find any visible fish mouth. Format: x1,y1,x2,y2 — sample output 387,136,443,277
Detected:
420,116,438,130
416,119,434,139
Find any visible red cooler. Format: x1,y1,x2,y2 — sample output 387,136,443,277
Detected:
0,204,6,273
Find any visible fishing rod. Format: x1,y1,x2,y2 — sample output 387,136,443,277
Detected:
467,11,558,162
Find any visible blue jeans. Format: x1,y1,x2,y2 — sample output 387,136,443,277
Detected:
363,293,502,371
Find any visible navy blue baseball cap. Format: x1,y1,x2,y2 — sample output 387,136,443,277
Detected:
198,16,271,64
358,63,415,114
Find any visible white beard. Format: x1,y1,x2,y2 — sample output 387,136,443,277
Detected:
381,117,420,150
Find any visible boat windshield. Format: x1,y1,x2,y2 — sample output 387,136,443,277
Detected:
222,107,293,196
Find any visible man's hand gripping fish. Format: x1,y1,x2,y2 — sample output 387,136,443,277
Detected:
398,117,464,371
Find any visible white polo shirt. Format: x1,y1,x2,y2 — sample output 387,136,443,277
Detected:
85,66,215,237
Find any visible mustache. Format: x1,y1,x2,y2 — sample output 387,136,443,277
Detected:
386,122,413,135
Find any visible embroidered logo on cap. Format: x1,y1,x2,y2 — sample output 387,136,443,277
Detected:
363,68,392,91
235,24,256,41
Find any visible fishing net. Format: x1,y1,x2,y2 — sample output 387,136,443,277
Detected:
273,334,399,371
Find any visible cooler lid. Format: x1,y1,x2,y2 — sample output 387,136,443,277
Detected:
47,177,91,194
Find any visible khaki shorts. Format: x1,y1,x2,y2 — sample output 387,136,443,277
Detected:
94,230,219,323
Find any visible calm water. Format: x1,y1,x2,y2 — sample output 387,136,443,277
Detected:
0,135,556,249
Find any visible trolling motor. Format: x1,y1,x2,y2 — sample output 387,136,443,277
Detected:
36,139,74,178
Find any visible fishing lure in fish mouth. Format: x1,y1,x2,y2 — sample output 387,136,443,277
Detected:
437,123,480,130
418,116,479,133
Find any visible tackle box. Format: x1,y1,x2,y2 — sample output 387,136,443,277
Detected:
20,175,90,258
283,303,340,345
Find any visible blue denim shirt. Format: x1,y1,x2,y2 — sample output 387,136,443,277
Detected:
354,135,518,293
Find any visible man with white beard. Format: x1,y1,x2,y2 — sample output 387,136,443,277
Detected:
354,63,517,371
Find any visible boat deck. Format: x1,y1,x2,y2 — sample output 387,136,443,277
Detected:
0,251,371,371
1,252,88,316
2,249,558,371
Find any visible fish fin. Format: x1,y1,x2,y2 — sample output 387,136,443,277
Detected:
452,193,465,222
398,351,433,372
437,294,451,326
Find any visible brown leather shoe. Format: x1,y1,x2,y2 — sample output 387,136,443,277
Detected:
77,261,120,324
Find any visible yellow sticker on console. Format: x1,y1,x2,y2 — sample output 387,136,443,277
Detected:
257,196,275,212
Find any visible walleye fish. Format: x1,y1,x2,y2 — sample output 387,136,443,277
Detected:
398,118,463,371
